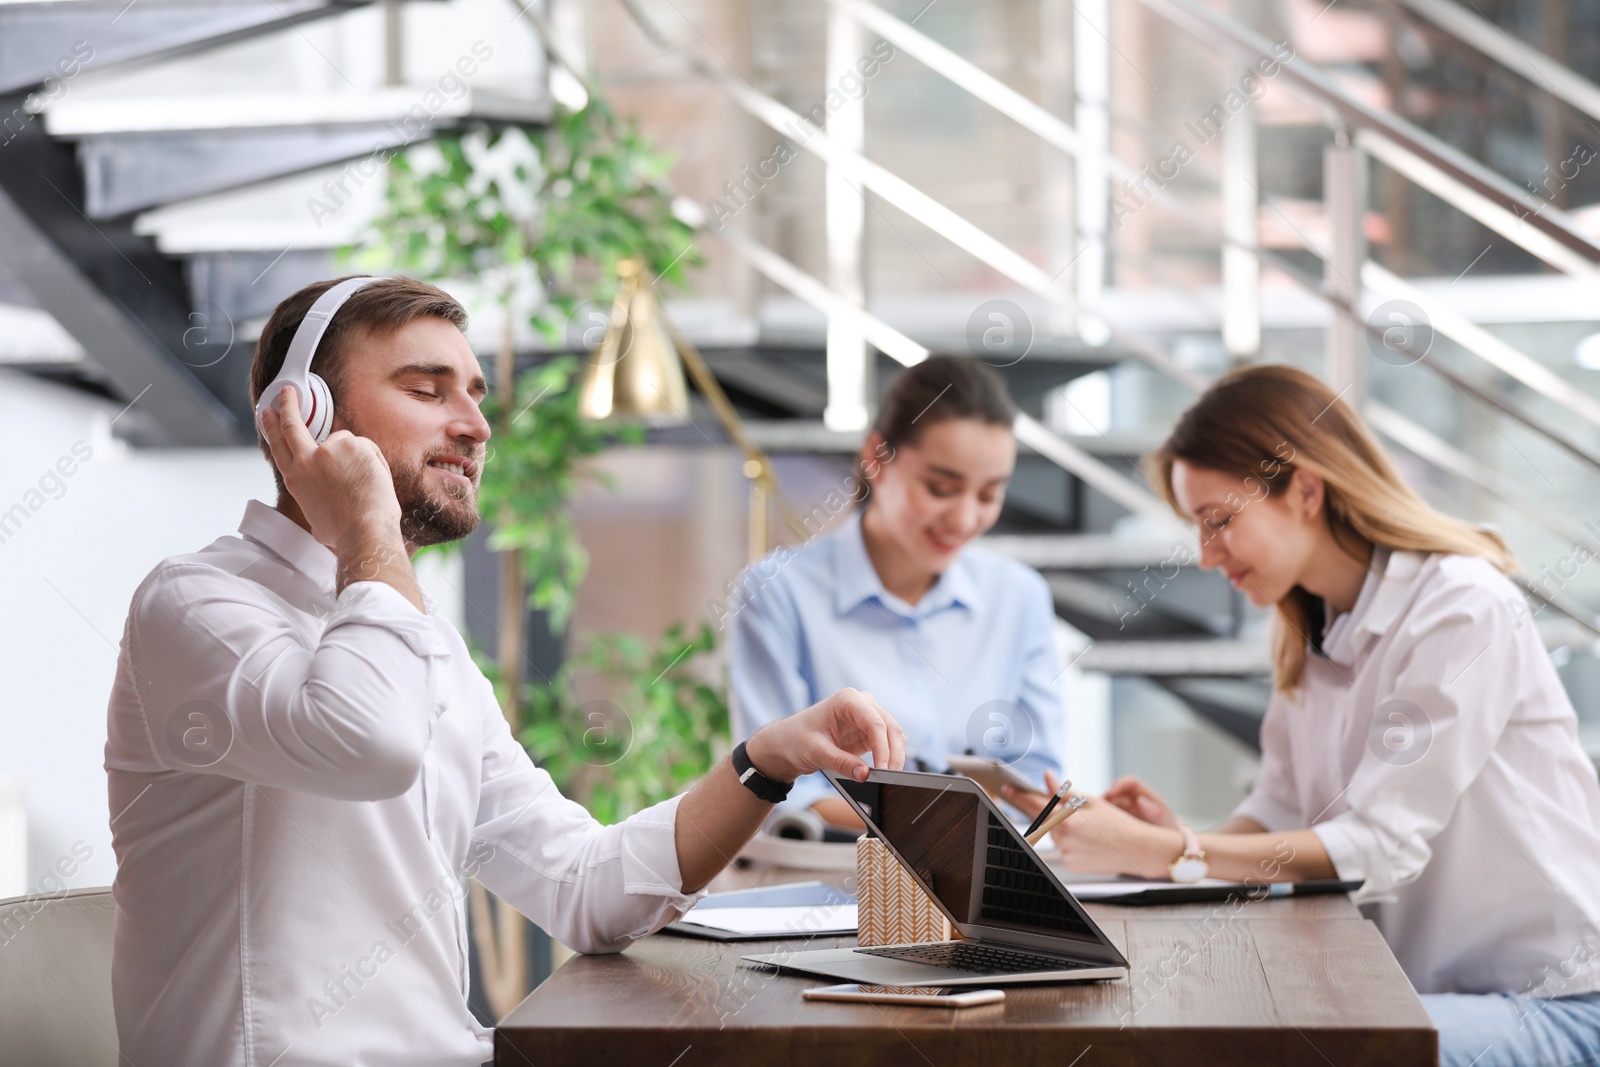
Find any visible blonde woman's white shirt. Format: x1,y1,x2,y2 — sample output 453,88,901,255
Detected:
1234,548,1600,997
104,501,703,1067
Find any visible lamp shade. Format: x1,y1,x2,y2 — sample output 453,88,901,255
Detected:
577,258,690,423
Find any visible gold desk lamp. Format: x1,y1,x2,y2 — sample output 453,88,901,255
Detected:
578,257,801,560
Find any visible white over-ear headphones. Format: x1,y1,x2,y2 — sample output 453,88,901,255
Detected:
254,276,379,443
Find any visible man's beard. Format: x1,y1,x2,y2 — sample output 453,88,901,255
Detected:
389,448,481,548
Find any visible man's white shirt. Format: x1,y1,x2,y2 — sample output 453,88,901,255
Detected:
104,500,704,1067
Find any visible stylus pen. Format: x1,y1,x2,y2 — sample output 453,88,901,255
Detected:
1022,778,1074,838
1025,793,1088,846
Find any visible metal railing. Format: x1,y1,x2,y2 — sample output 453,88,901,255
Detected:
691,206,1186,529
605,0,1600,638
1395,0,1600,127
837,0,1600,462
1138,0,1600,276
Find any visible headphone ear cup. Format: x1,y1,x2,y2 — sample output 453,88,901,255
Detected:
304,373,335,443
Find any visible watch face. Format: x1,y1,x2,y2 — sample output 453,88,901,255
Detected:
1170,857,1209,884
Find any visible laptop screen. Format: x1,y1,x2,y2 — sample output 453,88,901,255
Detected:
834,773,1106,948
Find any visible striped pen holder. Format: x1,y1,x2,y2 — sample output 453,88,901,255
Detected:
855,834,961,946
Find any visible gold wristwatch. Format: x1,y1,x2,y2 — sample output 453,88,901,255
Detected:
1168,824,1209,884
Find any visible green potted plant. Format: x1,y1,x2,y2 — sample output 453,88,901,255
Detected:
348,97,721,1017
521,622,728,825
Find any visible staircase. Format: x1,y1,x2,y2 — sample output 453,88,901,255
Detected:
600,0,1600,769
0,0,549,445
6,0,1600,769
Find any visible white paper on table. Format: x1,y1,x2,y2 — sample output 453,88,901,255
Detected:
676,903,859,937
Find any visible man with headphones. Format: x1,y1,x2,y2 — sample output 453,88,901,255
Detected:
104,275,907,1067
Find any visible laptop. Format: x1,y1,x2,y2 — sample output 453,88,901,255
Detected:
742,768,1129,986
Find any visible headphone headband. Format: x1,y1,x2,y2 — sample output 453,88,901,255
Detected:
280,276,379,383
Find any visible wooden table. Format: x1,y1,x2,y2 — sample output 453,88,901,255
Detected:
497,891,1436,1066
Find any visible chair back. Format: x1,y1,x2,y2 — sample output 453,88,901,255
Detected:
0,887,118,1067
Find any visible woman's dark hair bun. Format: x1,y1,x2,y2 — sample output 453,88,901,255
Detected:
871,355,1016,451
854,356,1016,507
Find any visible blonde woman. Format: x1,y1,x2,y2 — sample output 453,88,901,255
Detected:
1004,365,1600,1067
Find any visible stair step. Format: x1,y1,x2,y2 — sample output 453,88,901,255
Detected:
1073,639,1271,677
1155,676,1270,748
48,89,548,217
982,532,1197,571
0,304,84,365
45,88,547,136
744,421,1165,462
743,421,863,454
1065,619,1591,679
0,1,383,95
1043,572,1235,642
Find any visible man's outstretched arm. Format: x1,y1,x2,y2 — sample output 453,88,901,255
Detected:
674,688,906,892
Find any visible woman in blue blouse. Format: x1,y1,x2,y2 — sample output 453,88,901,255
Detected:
730,356,1065,828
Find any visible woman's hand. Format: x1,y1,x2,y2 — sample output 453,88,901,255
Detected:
1045,794,1183,877
999,770,1061,822
1103,775,1181,830
1002,771,1181,878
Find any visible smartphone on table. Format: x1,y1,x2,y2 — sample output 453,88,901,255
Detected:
802,984,1005,1008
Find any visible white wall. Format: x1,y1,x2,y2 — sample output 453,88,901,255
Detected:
0,371,461,894
1057,619,1112,796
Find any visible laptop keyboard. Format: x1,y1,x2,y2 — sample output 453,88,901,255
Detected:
981,814,1093,935
857,940,1093,975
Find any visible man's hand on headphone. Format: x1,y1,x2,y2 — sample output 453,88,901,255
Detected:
259,385,403,557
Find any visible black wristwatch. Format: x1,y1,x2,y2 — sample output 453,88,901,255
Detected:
732,741,793,803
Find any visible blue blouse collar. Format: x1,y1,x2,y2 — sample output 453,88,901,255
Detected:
831,509,980,618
